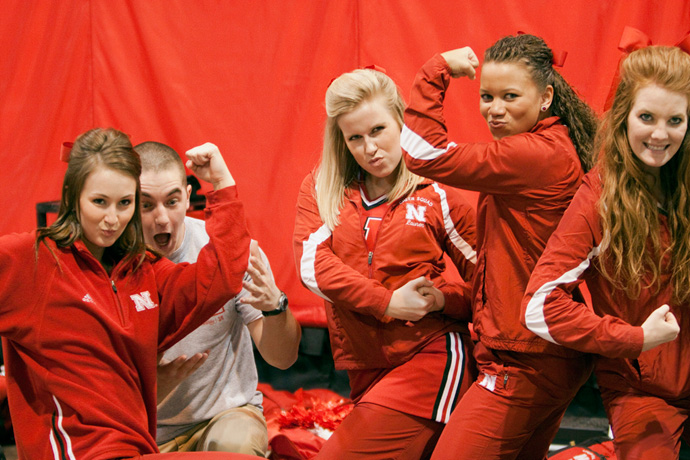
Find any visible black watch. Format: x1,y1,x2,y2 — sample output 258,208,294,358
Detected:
262,291,288,317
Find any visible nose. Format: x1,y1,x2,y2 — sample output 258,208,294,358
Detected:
650,123,669,141
488,99,506,116
103,207,118,227
153,203,170,226
364,136,377,155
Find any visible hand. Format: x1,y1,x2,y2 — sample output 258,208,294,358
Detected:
418,284,445,312
185,142,235,190
240,241,282,313
641,305,680,352
156,350,209,403
384,277,442,322
440,47,480,79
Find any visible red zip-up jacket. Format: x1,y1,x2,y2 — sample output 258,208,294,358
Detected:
293,171,476,370
402,53,585,356
0,186,250,460
523,170,690,399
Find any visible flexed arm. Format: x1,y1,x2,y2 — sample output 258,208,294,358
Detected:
402,49,573,194
157,142,250,351
521,176,668,358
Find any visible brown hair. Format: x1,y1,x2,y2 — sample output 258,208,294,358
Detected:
135,141,187,185
37,128,148,270
485,33,598,171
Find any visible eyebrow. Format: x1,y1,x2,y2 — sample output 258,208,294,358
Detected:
141,187,183,198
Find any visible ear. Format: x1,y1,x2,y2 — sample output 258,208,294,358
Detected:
185,184,192,211
540,85,554,111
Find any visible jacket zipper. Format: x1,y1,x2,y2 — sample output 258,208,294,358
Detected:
109,276,127,327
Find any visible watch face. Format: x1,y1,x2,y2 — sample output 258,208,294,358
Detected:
263,292,288,317
278,292,288,310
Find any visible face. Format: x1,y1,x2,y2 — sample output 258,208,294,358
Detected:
480,62,552,140
338,97,402,192
140,167,191,257
78,166,137,261
626,84,688,175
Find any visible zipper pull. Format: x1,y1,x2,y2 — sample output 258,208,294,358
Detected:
368,251,373,265
111,280,117,293
503,373,508,388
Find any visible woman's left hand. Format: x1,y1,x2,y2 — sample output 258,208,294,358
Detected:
417,284,445,312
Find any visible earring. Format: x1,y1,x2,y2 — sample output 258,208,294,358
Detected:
541,106,548,112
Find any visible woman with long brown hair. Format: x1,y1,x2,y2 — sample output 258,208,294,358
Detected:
524,45,688,459
0,127,260,460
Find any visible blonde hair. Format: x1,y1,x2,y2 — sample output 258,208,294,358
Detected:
316,68,424,229
598,46,690,303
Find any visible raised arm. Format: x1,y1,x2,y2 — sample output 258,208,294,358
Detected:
402,50,576,194
156,143,250,351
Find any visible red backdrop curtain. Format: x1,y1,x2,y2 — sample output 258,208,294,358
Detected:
1,1,688,324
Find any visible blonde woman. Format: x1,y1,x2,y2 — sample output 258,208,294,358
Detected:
524,46,689,459
293,68,477,459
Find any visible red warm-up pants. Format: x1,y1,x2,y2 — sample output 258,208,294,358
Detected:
600,386,690,460
430,343,594,460
315,401,445,460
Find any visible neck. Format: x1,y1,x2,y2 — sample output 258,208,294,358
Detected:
364,174,394,199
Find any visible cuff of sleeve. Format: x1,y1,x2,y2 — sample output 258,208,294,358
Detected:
632,326,645,357
438,283,472,322
370,288,394,321
205,185,239,206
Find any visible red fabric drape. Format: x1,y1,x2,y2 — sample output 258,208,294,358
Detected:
1,1,689,324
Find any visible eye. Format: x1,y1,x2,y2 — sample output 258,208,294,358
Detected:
166,198,180,207
480,94,493,102
119,199,132,206
639,113,653,122
504,93,518,101
141,202,152,211
371,125,385,134
92,198,105,206
669,116,685,126
347,134,362,142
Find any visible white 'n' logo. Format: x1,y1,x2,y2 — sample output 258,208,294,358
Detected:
130,291,158,312
405,204,427,222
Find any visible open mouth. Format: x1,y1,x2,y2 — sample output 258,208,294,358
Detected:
154,233,172,247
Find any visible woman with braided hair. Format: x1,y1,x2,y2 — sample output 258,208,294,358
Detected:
402,34,598,458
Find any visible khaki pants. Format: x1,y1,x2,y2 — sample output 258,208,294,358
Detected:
158,404,268,457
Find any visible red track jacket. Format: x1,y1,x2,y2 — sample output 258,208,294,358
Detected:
402,53,585,355
293,171,476,370
0,187,250,460
523,171,690,399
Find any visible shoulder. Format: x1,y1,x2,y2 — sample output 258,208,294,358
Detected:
416,181,474,209
0,231,40,259
580,167,603,193
299,169,318,192
184,216,207,234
